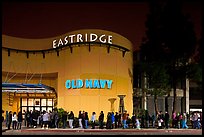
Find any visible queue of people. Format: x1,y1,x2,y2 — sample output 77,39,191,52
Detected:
2,109,202,130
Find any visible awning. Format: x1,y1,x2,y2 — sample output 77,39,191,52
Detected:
2,83,56,94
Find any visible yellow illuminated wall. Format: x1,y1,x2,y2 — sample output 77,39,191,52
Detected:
2,29,133,118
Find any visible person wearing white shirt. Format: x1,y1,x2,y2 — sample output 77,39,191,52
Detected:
91,112,96,129
12,112,18,130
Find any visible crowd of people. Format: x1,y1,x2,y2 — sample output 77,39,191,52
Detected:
2,109,202,130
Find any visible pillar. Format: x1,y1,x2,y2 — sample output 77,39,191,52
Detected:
141,72,147,110
184,79,190,114
108,98,116,112
118,95,126,113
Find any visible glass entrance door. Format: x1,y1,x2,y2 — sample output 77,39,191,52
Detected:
21,98,54,112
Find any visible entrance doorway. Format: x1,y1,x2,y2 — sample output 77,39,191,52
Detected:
20,98,54,112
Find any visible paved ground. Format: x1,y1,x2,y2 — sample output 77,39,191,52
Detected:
2,126,202,135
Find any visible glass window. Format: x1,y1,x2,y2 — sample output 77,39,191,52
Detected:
34,107,40,111
34,99,40,106
22,107,27,113
41,99,46,106
28,107,33,111
28,99,34,106
47,107,53,112
47,99,53,106
22,98,27,106
41,107,47,112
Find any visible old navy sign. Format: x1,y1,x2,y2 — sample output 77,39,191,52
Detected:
65,79,113,89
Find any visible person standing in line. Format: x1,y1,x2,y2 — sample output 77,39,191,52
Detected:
192,112,199,129
114,112,119,128
136,117,141,130
131,113,136,128
118,111,122,128
122,111,128,129
141,113,145,128
17,111,23,129
62,111,68,129
197,113,201,129
54,110,59,129
49,110,54,128
181,112,188,129
12,112,18,130
106,112,112,129
91,112,96,129
29,110,33,128
200,112,202,129
37,112,43,128
82,111,86,129
84,112,89,129
6,111,9,128
68,111,74,128
32,110,38,128
157,111,162,129
2,110,4,125
78,111,83,128
151,114,156,128
145,110,150,128
23,110,26,127
172,111,177,128
111,112,115,129
160,111,165,128
164,111,170,129
42,111,49,129
99,111,104,129
7,111,12,130
25,110,31,127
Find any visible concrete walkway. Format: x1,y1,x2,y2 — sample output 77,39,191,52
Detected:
2,126,202,135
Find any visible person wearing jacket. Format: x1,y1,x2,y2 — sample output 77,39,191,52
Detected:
84,112,89,129
7,111,12,130
42,111,50,129
78,111,83,128
68,111,74,128
99,111,104,129
54,111,59,129
111,112,115,129
62,111,68,129
17,111,23,129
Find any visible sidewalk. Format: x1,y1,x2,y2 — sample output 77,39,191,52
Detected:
2,125,202,133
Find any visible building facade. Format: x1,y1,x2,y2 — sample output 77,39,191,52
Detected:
2,29,133,118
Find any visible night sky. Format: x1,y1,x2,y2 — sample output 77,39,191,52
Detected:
2,1,202,51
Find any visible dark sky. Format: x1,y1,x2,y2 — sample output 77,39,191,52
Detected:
2,1,202,51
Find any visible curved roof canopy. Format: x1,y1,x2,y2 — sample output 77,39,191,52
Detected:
2,83,56,94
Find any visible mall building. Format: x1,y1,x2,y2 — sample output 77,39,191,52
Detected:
2,29,133,118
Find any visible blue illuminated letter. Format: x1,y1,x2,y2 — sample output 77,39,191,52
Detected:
93,80,100,88
76,79,83,88
65,80,71,89
100,80,106,89
85,79,93,88
72,80,77,89
106,80,113,89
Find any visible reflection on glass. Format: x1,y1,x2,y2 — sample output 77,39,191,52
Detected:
22,107,27,113
28,107,33,111
35,107,40,111
22,98,27,106
47,99,53,106
47,107,53,112
41,99,46,106
28,99,34,106
42,107,47,112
